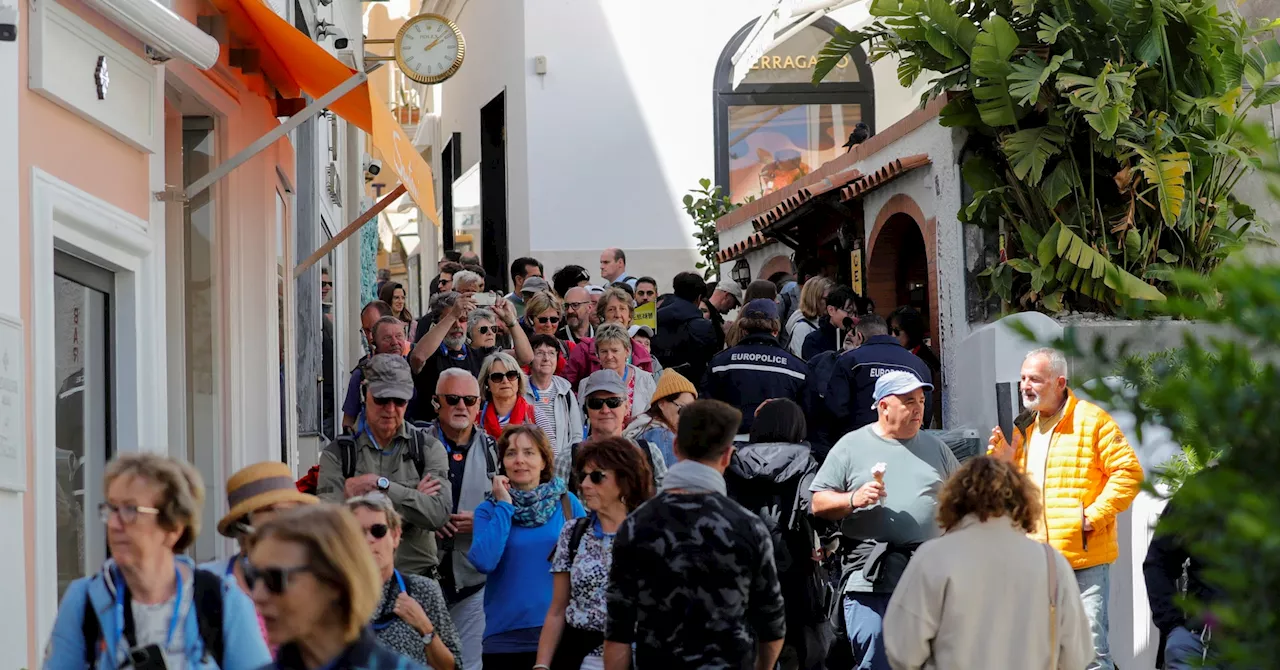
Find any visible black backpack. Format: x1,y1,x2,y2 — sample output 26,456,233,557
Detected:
335,421,433,479
546,496,591,563
82,569,224,666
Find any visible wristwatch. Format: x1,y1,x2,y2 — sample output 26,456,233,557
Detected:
377,476,390,491
421,628,435,647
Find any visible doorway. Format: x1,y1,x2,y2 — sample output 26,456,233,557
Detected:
866,212,930,317
480,92,508,292
52,251,114,600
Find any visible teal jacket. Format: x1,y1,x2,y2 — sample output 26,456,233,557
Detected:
43,556,270,670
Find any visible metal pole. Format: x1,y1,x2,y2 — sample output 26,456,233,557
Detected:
184,70,371,201
294,184,407,278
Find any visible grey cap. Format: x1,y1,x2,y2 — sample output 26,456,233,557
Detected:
716,279,743,304
363,354,415,401
870,370,933,409
520,276,550,295
582,369,627,398
628,324,654,338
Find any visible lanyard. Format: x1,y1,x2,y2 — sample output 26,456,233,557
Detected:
440,343,468,360
371,570,408,630
114,566,183,652
480,402,514,426
225,553,239,578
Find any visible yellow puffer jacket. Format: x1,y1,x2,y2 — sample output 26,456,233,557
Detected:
995,390,1144,570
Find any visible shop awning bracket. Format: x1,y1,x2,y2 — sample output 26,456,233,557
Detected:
293,183,407,278
183,68,374,202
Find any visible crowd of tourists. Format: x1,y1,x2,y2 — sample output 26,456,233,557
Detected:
45,246,1219,670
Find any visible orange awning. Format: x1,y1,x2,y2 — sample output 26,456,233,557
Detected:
213,0,438,225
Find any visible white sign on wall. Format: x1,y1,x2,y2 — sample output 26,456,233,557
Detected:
0,314,25,492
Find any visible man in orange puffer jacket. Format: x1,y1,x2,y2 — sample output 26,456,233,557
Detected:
988,347,1144,670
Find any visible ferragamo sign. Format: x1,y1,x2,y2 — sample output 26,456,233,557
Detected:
751,54,852,70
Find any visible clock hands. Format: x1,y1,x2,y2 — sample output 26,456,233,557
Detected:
423,37,442,52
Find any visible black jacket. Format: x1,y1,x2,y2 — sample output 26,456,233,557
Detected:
702,333,807,435
652,296,719,382
825,334,934,433
267,627,428,670
803,349,844,461
1144,485,1222,635
801,318,843,361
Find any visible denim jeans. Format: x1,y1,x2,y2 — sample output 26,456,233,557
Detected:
1075,564,1114,670
450,587,487,670
1165,626,1215,670
843,593,892,670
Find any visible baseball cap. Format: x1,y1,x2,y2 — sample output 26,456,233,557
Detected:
363,354,415,401
520,276,550,295
586,284,606,296
582,369,627,398
870,370,933,409
628,324,654,338
741,298,778,320
716,279,744,305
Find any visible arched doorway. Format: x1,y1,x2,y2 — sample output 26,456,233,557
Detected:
867,213,929,318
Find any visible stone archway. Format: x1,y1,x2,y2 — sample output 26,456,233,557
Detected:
758,254,793,282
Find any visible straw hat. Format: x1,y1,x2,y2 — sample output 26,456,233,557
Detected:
217,461,318,537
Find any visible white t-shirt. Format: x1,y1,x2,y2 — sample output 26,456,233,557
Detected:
120,593,191,669
1025,405,1066,492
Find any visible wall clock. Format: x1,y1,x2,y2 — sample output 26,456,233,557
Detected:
393,13,465,85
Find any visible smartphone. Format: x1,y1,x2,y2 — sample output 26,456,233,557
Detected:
129,644,168,670
473,292,497,306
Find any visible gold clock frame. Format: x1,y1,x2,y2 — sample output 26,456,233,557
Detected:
393,13,466,85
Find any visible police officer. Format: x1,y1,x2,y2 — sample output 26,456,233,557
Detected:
825,313,933,434
702,299,808,439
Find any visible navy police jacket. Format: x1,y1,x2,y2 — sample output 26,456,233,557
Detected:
702,333,808,435
825,334,933,433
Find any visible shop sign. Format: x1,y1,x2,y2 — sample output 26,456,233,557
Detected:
751,54,851,70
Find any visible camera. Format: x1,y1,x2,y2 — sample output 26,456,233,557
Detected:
0,5,16,42
364,159,382,183
316,20,347,49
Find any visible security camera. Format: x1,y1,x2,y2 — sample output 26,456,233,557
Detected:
364,159,382,183
0,5,16,42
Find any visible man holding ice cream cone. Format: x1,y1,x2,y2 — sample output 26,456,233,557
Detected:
809,371,960,670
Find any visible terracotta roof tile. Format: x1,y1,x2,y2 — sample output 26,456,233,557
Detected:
715,231,771,264
838,154,932,201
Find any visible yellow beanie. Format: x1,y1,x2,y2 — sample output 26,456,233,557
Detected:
651,369,698,405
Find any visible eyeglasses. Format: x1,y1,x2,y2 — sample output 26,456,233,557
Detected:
536,315,560,324
474,325,491,335
440,394,480,407
98,502,160,525
578,470,607,485
243,561,312,595
364,523,389,539
565,301,588,310
585,396,625,411
532,349,558,359
372,397,408,407
488,370,520,384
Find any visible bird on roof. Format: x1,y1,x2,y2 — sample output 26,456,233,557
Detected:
842,122,871,152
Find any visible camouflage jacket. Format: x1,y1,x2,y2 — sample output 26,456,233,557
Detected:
605,491,787,669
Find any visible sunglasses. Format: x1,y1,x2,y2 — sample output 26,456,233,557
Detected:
321,281,333,288
243,561,312,595
372,397,408,407
364,523,389,539
440,394,480,407
586,396,625,411
488,370,521,384
474,325,491,334
536,315,560,324
578,470,607,485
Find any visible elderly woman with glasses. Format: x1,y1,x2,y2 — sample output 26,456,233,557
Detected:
467,308,500,350
44,453,270,669
536,437,654,670
576,323,656,419
524,334,584,461
562,288,659,387
477,351,535,440
347,494,462,669
522,291,571,375
247,504,430,670
556,370,666,494
469,426,586,668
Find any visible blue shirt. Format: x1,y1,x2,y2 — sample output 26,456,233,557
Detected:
467,493,586,652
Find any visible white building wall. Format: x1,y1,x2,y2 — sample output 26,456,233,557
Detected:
441,0,924,286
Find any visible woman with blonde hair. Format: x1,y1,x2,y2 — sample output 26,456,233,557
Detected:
247,504,428,669
883,456,1093,670
478,351,535,440
521,291,572,375
576,323,657,418
44,453,270,669
347,494,461,669
786,276,833,357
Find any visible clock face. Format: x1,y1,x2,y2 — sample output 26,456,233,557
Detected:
395,14,465,85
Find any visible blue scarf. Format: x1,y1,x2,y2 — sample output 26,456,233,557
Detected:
489,477,569,527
